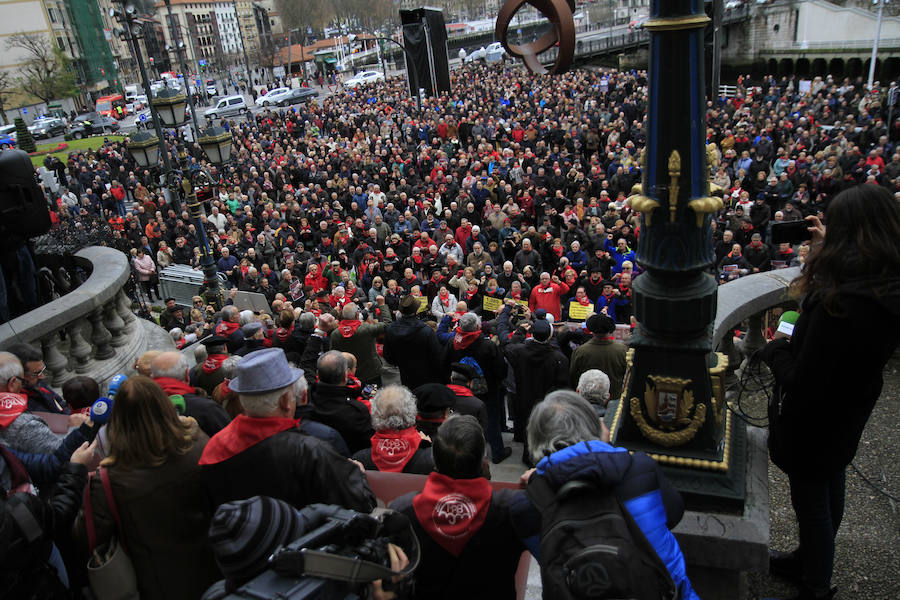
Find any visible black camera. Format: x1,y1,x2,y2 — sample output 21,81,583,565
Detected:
770,220,810,246
222,505,418,600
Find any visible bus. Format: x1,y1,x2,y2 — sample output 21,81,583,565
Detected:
96,94,128,119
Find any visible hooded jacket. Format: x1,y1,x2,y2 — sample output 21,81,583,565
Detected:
510,441,699,600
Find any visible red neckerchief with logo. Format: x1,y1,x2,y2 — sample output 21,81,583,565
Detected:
453,330,480,350
215,320,240,338
0,392,27,429
369,426,422,472
338,319,362,338
202,353,229,374
412,472,492,557
199,415,299,465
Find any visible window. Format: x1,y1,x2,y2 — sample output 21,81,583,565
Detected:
48,7,57,23
57,36,65,51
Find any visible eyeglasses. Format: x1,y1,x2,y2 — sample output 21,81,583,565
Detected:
26,367,46,377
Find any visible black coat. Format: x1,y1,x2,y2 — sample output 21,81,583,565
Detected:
383,316,446,389
200,428,375,512
761,278,900,477
391,488,525,600
309,382,374,453
504,340,569,431
441,335,507,401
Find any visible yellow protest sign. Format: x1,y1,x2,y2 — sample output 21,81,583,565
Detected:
568,301,594,321
482,295,503,313
416,296,428,313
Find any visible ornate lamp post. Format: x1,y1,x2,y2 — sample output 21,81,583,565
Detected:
110,1,174,187
607,0,735,500
128,93,233,309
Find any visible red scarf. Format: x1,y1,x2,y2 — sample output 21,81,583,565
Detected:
447,384,473,397
338,319,362,338
577,296,591,306
0,392,27,429
465,288,478,300
215,320,240,337
153,377,197,396
202,353,229,374
510,290,521,300
199,415,300,465
439,290,451,307
412,472,493,557
369,426,422,472
553,245,563,257
453,329,481,350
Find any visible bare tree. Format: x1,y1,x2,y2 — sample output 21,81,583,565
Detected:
0,71,13,125
6,33,79,105
274,0,333,34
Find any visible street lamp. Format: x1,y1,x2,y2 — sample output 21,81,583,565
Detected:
152,86,188,128
110,0,175,200
124,120,233,308
198,126,233,164
126,130,160,168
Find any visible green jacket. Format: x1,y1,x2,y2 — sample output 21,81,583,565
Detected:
569,337,628,402
330,314,392,382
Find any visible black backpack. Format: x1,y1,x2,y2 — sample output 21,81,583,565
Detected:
526,474,678,600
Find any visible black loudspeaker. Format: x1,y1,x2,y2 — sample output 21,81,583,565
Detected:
0,148,51,252
400,8,451,98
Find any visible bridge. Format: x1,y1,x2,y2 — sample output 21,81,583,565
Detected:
545,0,900,82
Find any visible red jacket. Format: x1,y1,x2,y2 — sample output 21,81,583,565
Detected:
529,281,570,321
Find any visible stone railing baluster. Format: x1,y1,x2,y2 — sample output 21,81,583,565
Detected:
104,299,127,347
67,322,94,374
89,308,115,360
41,333,71,387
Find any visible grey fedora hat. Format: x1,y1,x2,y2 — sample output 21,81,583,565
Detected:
228,348,304,394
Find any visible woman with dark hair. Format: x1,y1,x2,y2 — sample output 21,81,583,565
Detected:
74,376,220,599
761,184,900,600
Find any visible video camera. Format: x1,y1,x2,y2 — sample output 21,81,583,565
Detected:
222,505,418,600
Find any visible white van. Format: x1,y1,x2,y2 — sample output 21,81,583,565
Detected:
205,95,248,120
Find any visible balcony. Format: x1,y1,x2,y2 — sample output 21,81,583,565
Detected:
0,247,174,389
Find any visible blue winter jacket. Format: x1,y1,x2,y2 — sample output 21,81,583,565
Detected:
510,440,699,600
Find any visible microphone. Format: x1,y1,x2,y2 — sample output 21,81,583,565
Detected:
108,374,128,398
90,397,114,425
776,310,800,337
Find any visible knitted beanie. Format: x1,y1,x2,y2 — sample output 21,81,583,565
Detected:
208,495,307,587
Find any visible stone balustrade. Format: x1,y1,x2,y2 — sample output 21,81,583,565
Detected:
713,266,801,372
0,246,174,390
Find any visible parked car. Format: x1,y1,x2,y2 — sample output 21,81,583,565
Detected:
205,95,249,120
278,87,319,106
28,117,67,139
255,87,291,106
0,124,16,148
343,71,385,88
68,113,119,138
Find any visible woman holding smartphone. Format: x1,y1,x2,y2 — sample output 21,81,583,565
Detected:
760,184,900,600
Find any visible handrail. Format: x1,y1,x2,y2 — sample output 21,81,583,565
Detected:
0,246,129,347
713,267,800,347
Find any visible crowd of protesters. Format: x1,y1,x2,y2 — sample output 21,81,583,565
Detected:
0,62,897,599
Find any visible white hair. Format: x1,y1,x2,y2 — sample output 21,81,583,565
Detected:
577,369,611,405
0,351,23,387
150,353,190,379
371,385,417,431
169,328,184,340
458,312,481,333
527,391,605,464
239,310,255,325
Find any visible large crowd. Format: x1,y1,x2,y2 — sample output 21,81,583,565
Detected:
0,62,897,600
